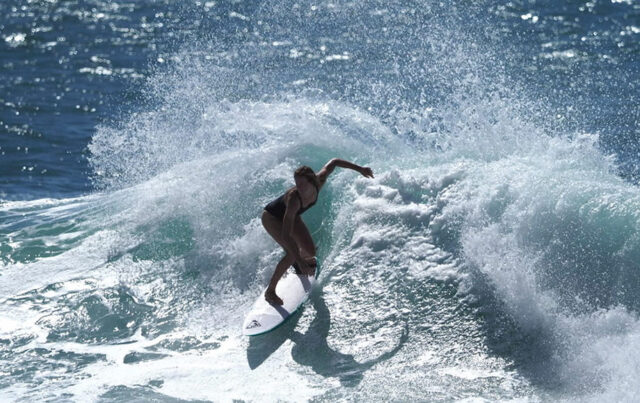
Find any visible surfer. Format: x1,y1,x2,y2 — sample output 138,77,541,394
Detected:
261,159,374,305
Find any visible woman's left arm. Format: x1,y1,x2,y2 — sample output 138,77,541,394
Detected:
316,158,374,188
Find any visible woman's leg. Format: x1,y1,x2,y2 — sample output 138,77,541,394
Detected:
265,253,295,305
261,210,298,305
262,210,313,265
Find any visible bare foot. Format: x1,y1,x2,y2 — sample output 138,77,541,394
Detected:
265,288,283,305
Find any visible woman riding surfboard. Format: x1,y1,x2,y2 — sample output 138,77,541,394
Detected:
261,158,374,305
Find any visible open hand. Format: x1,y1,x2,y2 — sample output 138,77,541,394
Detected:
294,257,316,276
359,166,374,178
299,260,315,276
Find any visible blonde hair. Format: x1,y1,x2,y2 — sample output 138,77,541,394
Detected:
294,165,319,188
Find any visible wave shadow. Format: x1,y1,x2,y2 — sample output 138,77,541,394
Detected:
468,269,569,393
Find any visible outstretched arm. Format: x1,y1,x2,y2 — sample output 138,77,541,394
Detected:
316,158,374,188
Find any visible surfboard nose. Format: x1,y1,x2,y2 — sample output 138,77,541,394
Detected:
242,269,317,336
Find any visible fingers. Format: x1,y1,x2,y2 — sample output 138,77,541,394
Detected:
295,258,310,270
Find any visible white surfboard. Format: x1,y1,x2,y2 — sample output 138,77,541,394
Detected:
243,268,317,336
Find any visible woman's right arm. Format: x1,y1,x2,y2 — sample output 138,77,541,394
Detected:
280,192,308,267
316,158,374,188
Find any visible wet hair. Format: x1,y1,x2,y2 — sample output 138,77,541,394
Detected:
294,165,319,188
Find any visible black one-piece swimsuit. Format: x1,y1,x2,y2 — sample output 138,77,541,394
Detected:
264,184,318,220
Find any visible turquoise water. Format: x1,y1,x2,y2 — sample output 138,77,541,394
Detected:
1,0,640,401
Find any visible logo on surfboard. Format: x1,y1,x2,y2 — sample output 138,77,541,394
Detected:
246,320,261,329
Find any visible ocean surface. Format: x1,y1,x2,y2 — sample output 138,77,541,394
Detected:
1,0,639,401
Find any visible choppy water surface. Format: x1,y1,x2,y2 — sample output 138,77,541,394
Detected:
1,0,639,401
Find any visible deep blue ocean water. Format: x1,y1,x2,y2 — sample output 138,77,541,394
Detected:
1,0,639,401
